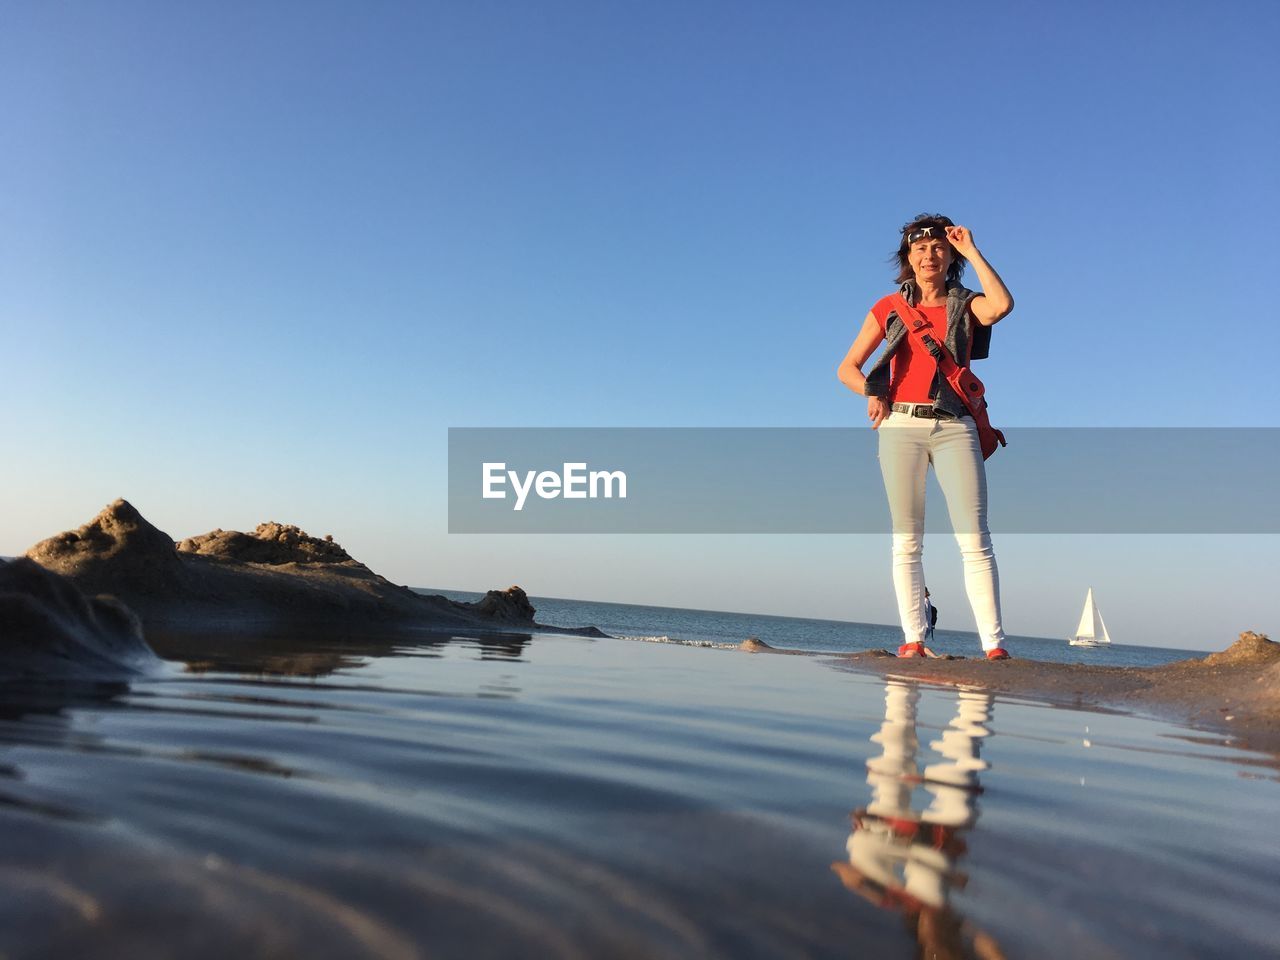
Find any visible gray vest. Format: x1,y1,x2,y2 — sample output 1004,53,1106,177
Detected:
863,280,991,417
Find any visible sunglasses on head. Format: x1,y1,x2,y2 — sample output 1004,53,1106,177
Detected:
905,225,949,245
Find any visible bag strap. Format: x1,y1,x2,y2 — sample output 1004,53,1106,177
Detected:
889,294,984,416
889,294,1007,455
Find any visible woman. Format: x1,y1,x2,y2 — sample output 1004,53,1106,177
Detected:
836,214,1014,660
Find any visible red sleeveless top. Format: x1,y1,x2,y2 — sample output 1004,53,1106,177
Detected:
871,296,949,404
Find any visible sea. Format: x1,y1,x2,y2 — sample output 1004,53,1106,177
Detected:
424,588,1205,668
3,593,1274,958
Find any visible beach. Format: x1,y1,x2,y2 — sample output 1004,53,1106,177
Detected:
3,627,1277,959
12,3,1280,955
4,507,1279,958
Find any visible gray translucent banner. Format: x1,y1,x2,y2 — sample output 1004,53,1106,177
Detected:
448,428,1280,533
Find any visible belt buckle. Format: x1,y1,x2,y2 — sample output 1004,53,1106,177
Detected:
913,404,934,419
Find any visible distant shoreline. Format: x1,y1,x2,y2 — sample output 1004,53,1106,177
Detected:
420,587,1213,656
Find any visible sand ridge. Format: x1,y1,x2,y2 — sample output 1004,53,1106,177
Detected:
799,632,1279,754
21,499,604,638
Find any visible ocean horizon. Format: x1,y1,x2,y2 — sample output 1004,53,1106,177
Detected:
421,588,1207,669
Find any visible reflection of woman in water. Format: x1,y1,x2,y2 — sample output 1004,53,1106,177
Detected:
833,682,1005,959
837,215,1013,661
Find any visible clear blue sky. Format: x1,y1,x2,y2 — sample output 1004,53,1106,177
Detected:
3,1,1277,649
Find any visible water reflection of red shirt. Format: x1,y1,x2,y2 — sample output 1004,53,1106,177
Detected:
871,296,950,404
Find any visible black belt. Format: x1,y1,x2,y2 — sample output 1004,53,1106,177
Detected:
891,402,968,420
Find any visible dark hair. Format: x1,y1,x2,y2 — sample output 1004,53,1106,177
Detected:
892,213,966,285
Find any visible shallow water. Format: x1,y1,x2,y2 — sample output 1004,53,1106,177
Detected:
1,632,1275,958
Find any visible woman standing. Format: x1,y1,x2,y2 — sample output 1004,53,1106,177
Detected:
837,215,1014,659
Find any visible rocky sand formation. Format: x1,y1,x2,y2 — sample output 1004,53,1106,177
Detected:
23,499,600,636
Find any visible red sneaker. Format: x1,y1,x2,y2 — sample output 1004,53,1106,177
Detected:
985,648,1011,660
898,642,926,658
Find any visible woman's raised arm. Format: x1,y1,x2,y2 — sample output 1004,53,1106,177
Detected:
947,226,1013,326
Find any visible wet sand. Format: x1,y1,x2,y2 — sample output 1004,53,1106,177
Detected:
790,632,1280,754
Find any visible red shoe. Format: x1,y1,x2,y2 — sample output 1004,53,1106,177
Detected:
898,642,926,658
985,648,1011,660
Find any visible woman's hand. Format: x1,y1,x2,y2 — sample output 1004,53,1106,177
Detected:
945,225,978,259
868,396,890,429
948,226,1015,324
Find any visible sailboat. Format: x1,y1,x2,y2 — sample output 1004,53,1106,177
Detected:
1068,588,1112,647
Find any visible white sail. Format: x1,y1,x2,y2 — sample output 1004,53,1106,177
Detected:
1094,604,1112,644
1070,587,1112,646
1074,588,1096,639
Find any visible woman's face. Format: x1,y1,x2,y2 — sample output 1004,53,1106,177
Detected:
907,236,953,283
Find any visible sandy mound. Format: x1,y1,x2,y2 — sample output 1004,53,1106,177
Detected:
21,499,612,640
468,586,537,623
1200,631,1278,667
25,499,186,596
23,500,549,634
177,523,355,566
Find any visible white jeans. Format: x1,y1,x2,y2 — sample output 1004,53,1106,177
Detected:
877,411,1006,651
